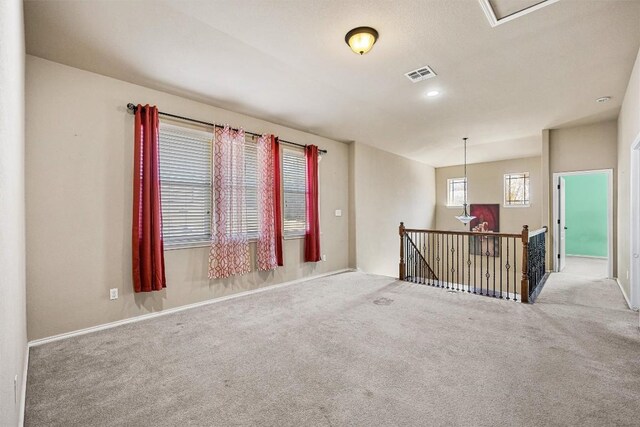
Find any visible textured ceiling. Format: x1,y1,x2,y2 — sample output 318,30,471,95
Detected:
489,0,552,19
24,0,640,167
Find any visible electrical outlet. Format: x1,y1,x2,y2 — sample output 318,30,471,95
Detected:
322,254,327,261
109,288,118,300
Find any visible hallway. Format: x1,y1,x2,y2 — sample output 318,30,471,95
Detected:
563,256,608,279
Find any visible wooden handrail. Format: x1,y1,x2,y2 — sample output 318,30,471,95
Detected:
528,226,548,239
403,228,521,238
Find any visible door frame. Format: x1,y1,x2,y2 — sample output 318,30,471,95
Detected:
630,132,640,309
552,169,614,278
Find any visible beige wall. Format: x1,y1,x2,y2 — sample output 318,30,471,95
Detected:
436,157,543,233
348,142,357,269
0,0,27,424
351,142,436,277
617,46,640,305
26,56,350,340
547,120,618,275
549,120,618,174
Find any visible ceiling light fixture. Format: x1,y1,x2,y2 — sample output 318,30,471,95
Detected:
455,137,476,225
426,90,440,97
345,27,378,55
596,96,611,103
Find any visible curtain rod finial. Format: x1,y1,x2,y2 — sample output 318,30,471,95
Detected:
127,103,137,113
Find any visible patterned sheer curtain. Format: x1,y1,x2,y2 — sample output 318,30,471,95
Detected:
208,126,251,279
256,135,278,270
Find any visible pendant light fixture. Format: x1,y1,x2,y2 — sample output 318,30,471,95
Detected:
345,27,379,55
455,137,476,225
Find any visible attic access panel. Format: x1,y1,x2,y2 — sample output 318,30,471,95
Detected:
479,0,560,27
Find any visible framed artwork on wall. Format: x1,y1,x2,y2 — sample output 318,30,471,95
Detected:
470,204,500,256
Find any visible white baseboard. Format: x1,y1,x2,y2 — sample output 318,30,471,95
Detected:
19,344,29,427
28,269,354,348
616,278,635,310
566,255,608,259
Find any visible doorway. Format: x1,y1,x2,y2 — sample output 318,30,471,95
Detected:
552,169,613,278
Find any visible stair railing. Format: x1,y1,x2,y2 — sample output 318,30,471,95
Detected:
399,223,549,303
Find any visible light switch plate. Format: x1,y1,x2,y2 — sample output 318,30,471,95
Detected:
110,288,118,300
335,209,342,217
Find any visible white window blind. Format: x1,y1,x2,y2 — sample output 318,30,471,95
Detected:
282,148,307,238
447,177,467,207
158,123,212,247
240,136,259,239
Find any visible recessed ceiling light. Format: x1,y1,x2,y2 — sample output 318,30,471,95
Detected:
596,96,611,103
426,90,440,97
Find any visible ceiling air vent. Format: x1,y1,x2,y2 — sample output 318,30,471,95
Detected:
405,65,437,83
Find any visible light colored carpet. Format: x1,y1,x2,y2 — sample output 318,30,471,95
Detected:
563,255,608,278
26,271,640,426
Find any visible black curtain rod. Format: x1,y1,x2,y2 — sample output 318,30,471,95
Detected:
126,103,327,154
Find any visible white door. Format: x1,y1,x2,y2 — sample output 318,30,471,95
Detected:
559,176,567,272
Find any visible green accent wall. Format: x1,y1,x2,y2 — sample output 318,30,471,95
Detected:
564,173,608,257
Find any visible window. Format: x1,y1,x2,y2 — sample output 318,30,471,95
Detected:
447,177,467,207
159,123,212,247
241,135,259,239
159,123,309,246
282,148,307,238
504,172,530,207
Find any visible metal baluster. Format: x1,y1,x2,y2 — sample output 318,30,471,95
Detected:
456,235,460,291
467,236,471,293
436,233,440,287
428,232,432,285
505,237,512,299
416,232,419,284
461,234,465,292
479,237,483,295
433,232,436,286
407,233,410,282
405,233,411,282
420,232,423,284
406,232,410,282
445,234,448,288
423,232,426,285
473,236,477,294
443,234,446,288
513,238,518,302
412,232,416,283
416,232,420,284
499,237,503,298
485,241,490,297
493,236,496,297
408,233,412,282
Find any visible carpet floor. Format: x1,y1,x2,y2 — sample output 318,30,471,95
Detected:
563,256,608,278
25,271,640,426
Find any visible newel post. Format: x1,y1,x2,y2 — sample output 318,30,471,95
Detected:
399,222,406,281
521,225,529,303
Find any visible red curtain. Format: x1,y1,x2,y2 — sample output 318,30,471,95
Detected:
132,104,166,292
304,145,321,262
272,136,284,266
